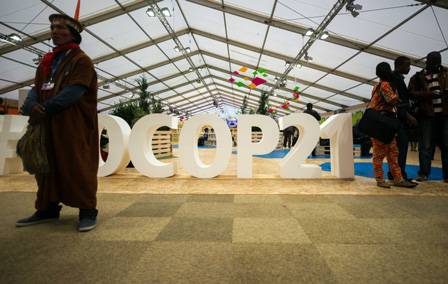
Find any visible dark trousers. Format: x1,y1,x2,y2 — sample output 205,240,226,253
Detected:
418,114,448,179
292,137,298,147
283,133,291,148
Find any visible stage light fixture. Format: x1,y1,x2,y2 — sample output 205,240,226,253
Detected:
174,46,180,52
32,55,42,65
184,47,191,53
346,0,362,18
146,8,155,17
305,28,315,36
304,52,313,62
161,7,171,17
9,33,22,42
319,31,329,40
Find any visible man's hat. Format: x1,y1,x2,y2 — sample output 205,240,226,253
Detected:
49,0,83,33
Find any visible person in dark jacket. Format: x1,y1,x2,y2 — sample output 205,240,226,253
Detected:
304,103,321,156
386,56,418,183
198,127,209,146
304,103,321,121
283,126,294,148
408,51,448,183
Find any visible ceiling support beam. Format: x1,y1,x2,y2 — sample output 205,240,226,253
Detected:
192,29,376,86
147,0,215,101
186,0,427,68
0,0,163,56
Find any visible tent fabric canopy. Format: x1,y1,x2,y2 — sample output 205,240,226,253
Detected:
1,0,447,118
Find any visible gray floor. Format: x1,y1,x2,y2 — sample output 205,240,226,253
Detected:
1,192,448,283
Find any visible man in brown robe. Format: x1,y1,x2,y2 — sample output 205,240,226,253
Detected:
16,13,99,232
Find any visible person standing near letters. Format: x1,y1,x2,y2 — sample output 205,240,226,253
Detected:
370,62,416,188
386,56,418,184
16,7,100,231
408,51,448,183
304,103,321,156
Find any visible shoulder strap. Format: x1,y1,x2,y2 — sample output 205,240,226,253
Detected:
364,83,381,111
50,50,75,98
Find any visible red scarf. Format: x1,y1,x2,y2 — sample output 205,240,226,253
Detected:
41,43,80,76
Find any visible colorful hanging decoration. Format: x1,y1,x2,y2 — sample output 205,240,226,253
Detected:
281,100,290,110
268,104,277,114
292,86,300,102
228,67,268,89
179,113,185,121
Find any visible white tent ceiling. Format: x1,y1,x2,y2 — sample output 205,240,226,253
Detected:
1,0,447,118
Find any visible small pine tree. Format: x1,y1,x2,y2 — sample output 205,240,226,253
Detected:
110,99,140,127
240,95,248,114
256,91,270,115
151,96,164,114
135,75,151,114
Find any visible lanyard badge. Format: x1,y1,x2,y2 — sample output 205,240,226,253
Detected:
41,50,67,91
41,82,55,90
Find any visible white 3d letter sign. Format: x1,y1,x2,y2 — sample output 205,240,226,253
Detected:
2,113,354,179
128,114,178,178
98,114,131,177
320,113,354,178
0,115,28,175
179,114,232,178
237,115,279,178
278,113,322,178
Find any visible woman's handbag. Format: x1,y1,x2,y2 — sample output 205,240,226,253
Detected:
357,108,400,144
357,84,401,144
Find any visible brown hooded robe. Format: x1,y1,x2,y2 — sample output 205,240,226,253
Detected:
33,48,99,210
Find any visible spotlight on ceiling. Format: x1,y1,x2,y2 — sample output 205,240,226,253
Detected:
305,28,315,36
285,61,291,67
0,33,23,45
9,33,22,42
184,47,191,53
146,8,155,17
103,81,110,89
32,55,42,65
161,7,172,17
319,31,330,40
346,0,362,18
174,46,180,52
189,67,193,72
279,79,287,87
274,77,279,82
304,52,313,62
296,62,302,68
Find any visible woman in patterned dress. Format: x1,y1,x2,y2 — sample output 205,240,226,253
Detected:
370,62,417,188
